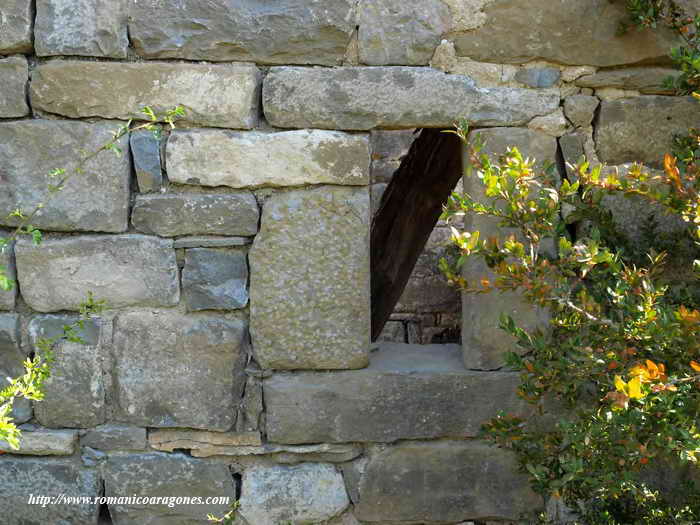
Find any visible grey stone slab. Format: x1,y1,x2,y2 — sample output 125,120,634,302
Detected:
103,452,235,524
514,67,561,88
263,66,561,130
451,0,679,66
0,428,78,455
16,235,179,312
149,429,262,453
596,96,699,168
0,244,17,310
250,186,370,370
128,0,356,65
0,457,100,524
81,425,147,451
31,61,261,129
0,120,130,233
358,0,450,65
563,95,599,128
236,376,263,433
172,236,252,249
35,0,128,58
354,440,540,522
264,343,529,444
576,67,679,94
0,1,33,54
166,129,370,189
183,249,248,311
132,193,259,237
370,129,416,162
112,310,247,430
28,315,106,428
0,56,29,118
130,130,163,193
0,313,21,377
239,463,349,525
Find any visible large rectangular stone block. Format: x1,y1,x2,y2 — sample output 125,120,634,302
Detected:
103,453,235,524
462,128,557,370
128,0,356,65
31,61,261,129
263,67,560,130
112,311,247,430
450,0,678,67
0,428,78,456
354,440,540,522
264,343,529,443
250,186,370,370
0,457,100,525
167,129,370,189
15,235,180,312
35,0,128,58
29,315,106,428
0,120,130,233
595,96,699,168
0,1,33,53
0,56,29,118
131,193,260,237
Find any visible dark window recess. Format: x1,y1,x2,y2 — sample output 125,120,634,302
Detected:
370,128,463,341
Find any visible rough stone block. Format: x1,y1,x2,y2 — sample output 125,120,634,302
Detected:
149,429,262,453
354,440,540,522
370,129,416,163
183,249,248,311
264,343,529,444
128,0,356,65
596,96,699,168
0,1,33,53
377,320,406,343
0,429,77,455
239,463,349,524
575,67,679,94
28,315,106,428
0,457,100,524
0,120,130,233
462,128,557,370
264,67,561,130
358,0,450,65
16,235,179,312
172,236,252,249
564,95,599,128
167,129,370,188
31,61,261,129
0,56,29,118
81,425,147,451
0,313,21,378
0,245,17,310
130,130,163,193
451,0,679,67
35,0,128,58
132,193,259,237
236,376,263,433
250,186,370,370
103,453,235,523
514,67,561,88
112,311,247,430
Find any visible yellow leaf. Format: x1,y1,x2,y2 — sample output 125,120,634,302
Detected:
614,375,626,393
628,375,644,400
691,361,700,373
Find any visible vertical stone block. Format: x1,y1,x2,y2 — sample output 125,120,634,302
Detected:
0,244,17,311
0,56,29,118
250,186,370,370
0,1,33,53
462,128,557,370
183,249,249,311
35,0,128,58
130,130,163,193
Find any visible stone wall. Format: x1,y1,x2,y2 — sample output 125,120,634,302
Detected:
0,1,692,524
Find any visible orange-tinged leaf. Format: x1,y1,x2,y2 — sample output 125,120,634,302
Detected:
691,361,700,372
525,361,534,373
608,361,619,370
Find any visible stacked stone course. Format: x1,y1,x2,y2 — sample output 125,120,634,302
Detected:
0,0,694,523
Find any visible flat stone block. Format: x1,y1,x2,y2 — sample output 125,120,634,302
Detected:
0,120,130,233
183,249,249,311
132,193,259,237
128,0,356,65
172,236,252,249
576,67,679,94
354,440,540,522
103,452,235,524
130,130,163,193
29,315,106,428
0,56,29,118
81,425,147,451
35,0,128,58
16,235,179,312
250,186,370,370
31,61,261,129
149,429,262,452
263,67,560,130
0,1,33,53
264,343,529,444
239,463,349,525
596,96,699,168
112,310,247,430
0,457,100,524
167,129,370,189
0,429,78,456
